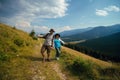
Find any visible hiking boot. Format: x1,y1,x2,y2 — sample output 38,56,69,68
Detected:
46,59,51,62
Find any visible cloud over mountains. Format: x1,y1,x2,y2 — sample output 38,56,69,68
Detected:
96,5,120,16
0,0,69,32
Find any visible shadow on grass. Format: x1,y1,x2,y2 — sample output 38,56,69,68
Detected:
19,55,56,62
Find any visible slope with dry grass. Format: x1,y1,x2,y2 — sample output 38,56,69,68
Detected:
0,23,120,80
0,23,68,80
62,46,112,68
59,46,120,80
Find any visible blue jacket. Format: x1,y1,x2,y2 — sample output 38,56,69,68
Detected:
54,39,61,48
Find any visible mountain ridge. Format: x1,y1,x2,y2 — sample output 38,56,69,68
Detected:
62,24,120,42
60,27,93,37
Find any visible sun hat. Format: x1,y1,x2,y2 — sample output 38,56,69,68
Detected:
49,29,55,32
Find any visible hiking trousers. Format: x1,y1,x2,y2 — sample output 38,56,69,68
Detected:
55,47,61,57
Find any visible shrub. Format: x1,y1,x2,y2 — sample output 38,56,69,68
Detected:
14,39,24,47
26,42,30,46
9,44,18,53
32,36,38,40
71,58,93,74
100,67,120,79
0,51,10,61
12,26,16,29
29,30,35,38
70,58,99,80
60,51,100,80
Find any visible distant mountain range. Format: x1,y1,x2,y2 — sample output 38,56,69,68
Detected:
62,24,120,42
77,32,120,57
60,27,93,37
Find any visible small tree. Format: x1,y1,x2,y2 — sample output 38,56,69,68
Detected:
29,29,37,40
29,29,35,38
13,26,16,29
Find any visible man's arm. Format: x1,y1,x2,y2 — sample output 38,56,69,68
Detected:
37,34,43,38
37,33,48,39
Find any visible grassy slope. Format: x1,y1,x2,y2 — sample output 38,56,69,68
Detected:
0,23,66,80
61,47,120,80
62,47,112,68
0,23,120,80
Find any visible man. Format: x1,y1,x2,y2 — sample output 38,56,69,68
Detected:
41,29,55,62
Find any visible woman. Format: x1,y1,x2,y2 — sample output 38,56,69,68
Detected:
54,33,65,60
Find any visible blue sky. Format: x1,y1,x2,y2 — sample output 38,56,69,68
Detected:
0,0,120,33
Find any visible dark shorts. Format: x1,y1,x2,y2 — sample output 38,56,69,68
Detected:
41,45,51,54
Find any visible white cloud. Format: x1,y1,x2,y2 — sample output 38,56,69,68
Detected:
15,21,31,28
0,0,69,32
17,25,50,33
96,9,108,16
63,26,72,30
55,26,72,33
104,5,120,12
18,0,68,19
12,24,73,33
34,26,50,33
31,25,72,33
95,5,120,16
33,25,72,33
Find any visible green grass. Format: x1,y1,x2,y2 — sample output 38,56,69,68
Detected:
0,23,67,80
59,51,120,80
0,23,37,80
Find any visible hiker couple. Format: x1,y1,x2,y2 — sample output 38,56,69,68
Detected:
40,29,65,62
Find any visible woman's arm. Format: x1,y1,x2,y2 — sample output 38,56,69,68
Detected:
59,38,65,44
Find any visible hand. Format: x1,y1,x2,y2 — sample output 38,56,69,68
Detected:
50,46,54,50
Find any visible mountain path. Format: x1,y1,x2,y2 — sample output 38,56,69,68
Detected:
29,42,67,80
51,63,67,80
30,40,113,80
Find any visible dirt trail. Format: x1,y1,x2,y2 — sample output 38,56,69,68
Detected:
29,43,67,80
30,41,112,80
51,63,67,80
30,40,113,80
